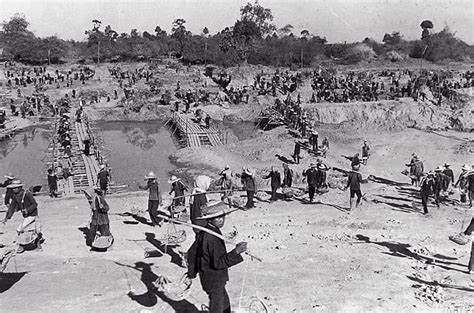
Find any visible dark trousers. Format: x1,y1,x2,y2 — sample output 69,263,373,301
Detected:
270,185,278,200
245,191,255,208
87,223,111,246
206,287,231,313
421,192,429,214
49,184,57,197
148,200,162,226
308,185,316,201
464,218,474,235
293,153,300,164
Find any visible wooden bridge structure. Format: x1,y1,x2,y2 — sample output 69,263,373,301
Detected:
167,112,223,147
45,114,111,197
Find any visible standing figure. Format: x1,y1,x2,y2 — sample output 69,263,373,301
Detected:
282,163,293,188
47,169,58,198
168,175,188,207
302,163,318,203
138,171,163,226
96,164,110,196
263,166,281,201
240,168,256,209
419,172,436,214
190,175,211,233
86,186,113,249
219,165,233,200
187,202,247,313
344,165,363,211
361,140,370,165
309,130,319,154
292,141,301,164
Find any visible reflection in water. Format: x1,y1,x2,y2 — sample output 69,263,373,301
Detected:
0,126,50,188
95,121,178,190
126,128,157,150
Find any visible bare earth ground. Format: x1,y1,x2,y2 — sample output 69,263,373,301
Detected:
1,62,474,312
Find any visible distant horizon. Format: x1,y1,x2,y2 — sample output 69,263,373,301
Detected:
0,0,472,45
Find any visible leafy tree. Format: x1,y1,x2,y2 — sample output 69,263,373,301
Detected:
240,0,276,36
382,31,402,46
278,24,293,37
171,18,191,57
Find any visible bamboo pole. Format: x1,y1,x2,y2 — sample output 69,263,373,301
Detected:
158,214,263,262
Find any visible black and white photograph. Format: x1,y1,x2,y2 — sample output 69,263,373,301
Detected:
0,0,473,312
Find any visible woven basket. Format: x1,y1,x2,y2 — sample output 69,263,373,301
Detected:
154,274,192,301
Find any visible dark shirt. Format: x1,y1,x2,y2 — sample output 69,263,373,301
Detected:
362,145,370,157
241,173,256,191
346,171,362,190
90,194,110,226
171,181,187,197
263,171,281,187
467,173,474,192
303,168,318,186
190,193,207,225
97,169,110,186
195,223,243,292
145,180,161,201
443,169,454,183
351,156,360,167
6,189,37,220
48,174,58,188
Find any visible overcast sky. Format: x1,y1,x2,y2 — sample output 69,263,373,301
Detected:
0,0,472,44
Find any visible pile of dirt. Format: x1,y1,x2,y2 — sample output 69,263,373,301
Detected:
303,99,453,131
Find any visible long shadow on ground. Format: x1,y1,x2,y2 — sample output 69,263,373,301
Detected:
119,212,152,226
355,234,467,273
145,232,185,268
114,261,199,312
407,275,474,292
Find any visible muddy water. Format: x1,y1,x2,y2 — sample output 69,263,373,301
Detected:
93,120,179,191
0,126,51,189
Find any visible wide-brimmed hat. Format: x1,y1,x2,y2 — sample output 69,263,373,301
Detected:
462,164,471,171
4,173,15,180
435,166,443,172
444,163,450,167
168,175,180,184
224,164,230,170
145,171,157,179
6,179,24,189
244,167,253,176
197,201,233,220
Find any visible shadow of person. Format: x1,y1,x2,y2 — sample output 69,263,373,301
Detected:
407,275,474,292
119,212,153,226
0,272,27,293
115,261,200,312
145,232,185,268
274,154,294,164
355,234,467,272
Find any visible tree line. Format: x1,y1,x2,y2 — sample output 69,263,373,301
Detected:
1,2,473,66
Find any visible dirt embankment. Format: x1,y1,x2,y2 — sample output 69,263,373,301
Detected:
302,99,453,131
